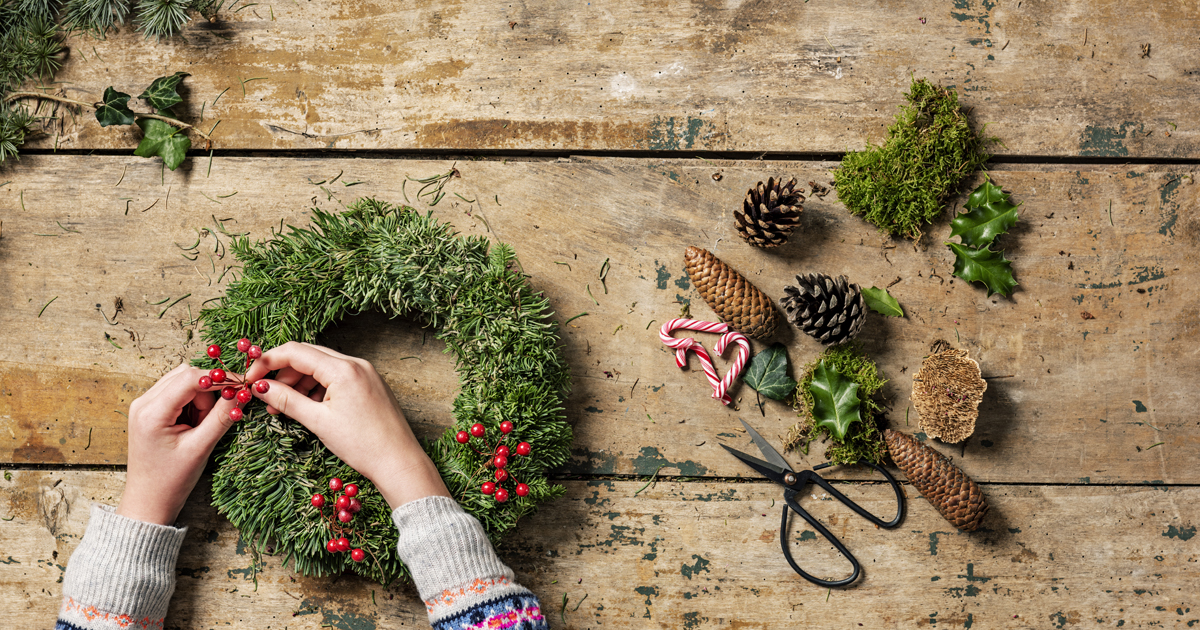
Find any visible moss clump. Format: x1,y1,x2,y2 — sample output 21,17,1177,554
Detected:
786,343,888,465
833,78,993,240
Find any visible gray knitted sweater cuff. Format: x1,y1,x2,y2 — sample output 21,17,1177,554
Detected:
58,504,187,630
392,496,528,613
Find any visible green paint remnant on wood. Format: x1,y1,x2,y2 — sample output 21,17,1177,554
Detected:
635,585,659,605
584,406,604,413
632,446,709,476
1133,401,1148,413
0,556,19,564
1007,527,1021,533
675,272,691,290
570,448,618,474
958,563,992,583
320,609,377,630
1163,525,1196,541
646,116,710,150
914,432,928,442
655,262,671,289
931,576,941,581
717,432,739,438
1128,266,1166,285
1159,176,1183,237
682,612,708,629
1079,122,1143,157
177,566,210,579
682,554,711,579
929,531,953,555
799,530,817,541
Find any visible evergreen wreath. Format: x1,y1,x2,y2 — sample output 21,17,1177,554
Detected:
196,198,573,584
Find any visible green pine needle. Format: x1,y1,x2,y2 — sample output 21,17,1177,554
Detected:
199,200,572,585
134,0,190,39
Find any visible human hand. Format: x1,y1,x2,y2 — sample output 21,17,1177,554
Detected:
244,341,450,508
117,362,242,526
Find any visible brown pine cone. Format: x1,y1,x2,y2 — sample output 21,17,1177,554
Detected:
683,246,777,339
884,429,989,532
734,176,804,248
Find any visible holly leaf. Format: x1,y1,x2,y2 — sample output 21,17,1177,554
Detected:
134,116,190,170
861,286,904,317
743,343,797,401
950,179,1020,248
808,360,862,441
946,242,1017,297
138,72,190,112
95,87,135,127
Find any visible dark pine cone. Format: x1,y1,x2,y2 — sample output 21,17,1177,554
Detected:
734,176,804,248
780,273,865,345
884,429,989,532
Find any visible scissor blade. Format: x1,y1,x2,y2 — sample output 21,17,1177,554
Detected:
739,419,792,472
720,443,789,485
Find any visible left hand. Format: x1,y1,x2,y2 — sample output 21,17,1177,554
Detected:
116,362,241,525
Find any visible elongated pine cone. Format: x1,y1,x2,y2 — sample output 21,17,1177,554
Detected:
884,429,988,531
683,246,777,339
734,176,804,248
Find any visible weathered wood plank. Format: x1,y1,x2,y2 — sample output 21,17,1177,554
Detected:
3,471,1197,629
17,0,1200,157
1,157,1196,483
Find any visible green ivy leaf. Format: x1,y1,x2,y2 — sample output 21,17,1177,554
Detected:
95,87,135,127
138,72,190,112
743,343,797,401
861,286,904,317
950,179,1020,248
946,242,1017,297
134,116,190,170
808,360,862,441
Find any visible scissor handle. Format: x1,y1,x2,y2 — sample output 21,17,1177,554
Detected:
779,490,861,587
808,460,905,529
776,460,907,587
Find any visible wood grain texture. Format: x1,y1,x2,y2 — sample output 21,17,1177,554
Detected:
2,471,1197,629
0,157,1197,484
16,0,1199,157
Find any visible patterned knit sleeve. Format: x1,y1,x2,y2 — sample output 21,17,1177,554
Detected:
392,496,547,630
56,504,187,630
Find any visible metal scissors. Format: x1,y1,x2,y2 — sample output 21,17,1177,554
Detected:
720,419,905,587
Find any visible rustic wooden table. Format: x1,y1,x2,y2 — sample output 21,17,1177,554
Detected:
2,2,1198,628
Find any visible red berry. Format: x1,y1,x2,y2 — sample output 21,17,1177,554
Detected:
228,407,243,422
311,494,325,508
348,497,362,513
456,430,470,444
469,423,486,438
500,420,514,434
494,469,509,482
326,538,339,553
495,445,510,457
481,482,496,495
338,509,352,523
206,345,222,359
210,368,226,383
515,442,532,456
336,495,351,511
221,386,237,400
198,375,213,389
248,345,263,360
237,338,252,353
329,478,343,492
335,537,350,552
493,455,508,469
236,388,253,404
515,483,530,497
494,488,509,503
254,380,270,394
351,548,365,562
344,484,359,497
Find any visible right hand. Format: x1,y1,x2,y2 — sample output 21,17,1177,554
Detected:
244,341,450,508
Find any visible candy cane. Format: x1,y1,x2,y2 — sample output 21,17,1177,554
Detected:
659,319,747,405
713,331,751,404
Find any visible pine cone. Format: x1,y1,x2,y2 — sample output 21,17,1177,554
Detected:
780,273,865,345
683,246,777,339
884,429,989,532
734,177,804,248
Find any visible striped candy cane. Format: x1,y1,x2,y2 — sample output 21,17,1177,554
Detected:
659,319,750,405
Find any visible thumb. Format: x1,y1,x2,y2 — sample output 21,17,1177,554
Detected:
191,393,241,452
253,379,326,431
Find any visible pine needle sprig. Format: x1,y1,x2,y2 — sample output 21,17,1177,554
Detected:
62,0,132,36
200,199,572,584
134,0,190,39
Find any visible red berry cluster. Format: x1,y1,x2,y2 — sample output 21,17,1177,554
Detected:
198,338,269,422
312,477,366,562
455,420,532,503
